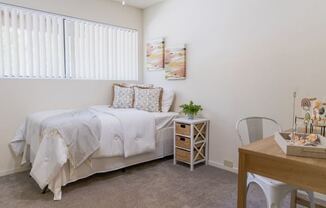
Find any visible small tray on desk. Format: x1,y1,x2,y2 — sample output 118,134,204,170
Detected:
274,132,326,159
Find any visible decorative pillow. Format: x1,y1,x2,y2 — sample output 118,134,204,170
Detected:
112,85,134,108
161,88,175,112
134,87,162,112
121,83,154,88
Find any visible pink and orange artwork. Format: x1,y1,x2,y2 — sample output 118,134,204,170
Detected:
165,46,186,80
146,38,165,71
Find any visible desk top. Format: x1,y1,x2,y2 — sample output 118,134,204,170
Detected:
239,136,326,170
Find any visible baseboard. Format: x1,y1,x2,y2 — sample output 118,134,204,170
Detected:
208,160,238,174
0,166,30,177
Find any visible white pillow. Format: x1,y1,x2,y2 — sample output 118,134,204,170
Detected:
161,88,175,112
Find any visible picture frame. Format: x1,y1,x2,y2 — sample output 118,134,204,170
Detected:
164,45,186,80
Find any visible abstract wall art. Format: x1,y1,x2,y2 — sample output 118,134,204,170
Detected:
146,38,165,71
164,46,186,80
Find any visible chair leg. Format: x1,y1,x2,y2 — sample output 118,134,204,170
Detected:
264,186,294,208
267,201,281,208
247,177,293,208
266,191,288,208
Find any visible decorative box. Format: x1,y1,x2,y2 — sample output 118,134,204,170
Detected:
274,132,326,159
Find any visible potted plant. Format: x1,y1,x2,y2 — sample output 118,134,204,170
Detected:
180,101,203,119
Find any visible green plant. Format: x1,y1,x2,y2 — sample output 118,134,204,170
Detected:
180,101,203,119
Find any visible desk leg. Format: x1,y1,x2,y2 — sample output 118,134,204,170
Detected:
320,127,323,136
290,190,297,208
173,121,176,165
238,151,247,208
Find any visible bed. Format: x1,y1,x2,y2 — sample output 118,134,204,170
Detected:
10,105,179,200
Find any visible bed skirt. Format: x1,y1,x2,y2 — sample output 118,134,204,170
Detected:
47,127,174,200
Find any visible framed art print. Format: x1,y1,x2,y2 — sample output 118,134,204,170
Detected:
165,46,186,80
146,38,165,71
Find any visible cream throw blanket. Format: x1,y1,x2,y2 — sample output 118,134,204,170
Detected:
40,109,101,168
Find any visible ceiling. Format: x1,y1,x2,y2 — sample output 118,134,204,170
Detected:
111,0,166,9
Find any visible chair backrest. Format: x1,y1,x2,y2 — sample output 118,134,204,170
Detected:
236,117,282,146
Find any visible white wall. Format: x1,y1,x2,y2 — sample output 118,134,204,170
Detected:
143,0,326,169
0,0,143,176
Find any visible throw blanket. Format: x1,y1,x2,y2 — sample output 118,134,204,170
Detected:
41,109,101,168
10,109,72,161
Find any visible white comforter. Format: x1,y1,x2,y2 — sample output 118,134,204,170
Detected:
96,107,155,158
10,106,156,200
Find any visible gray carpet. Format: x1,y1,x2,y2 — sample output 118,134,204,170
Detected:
0,158,292,208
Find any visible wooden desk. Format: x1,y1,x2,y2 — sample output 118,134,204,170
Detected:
238,136,326,208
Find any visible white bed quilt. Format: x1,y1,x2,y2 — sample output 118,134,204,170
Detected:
10,106,156,200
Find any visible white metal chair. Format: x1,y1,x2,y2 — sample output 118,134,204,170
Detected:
236,117,315,208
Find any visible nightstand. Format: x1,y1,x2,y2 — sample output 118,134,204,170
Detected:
173,117,209,171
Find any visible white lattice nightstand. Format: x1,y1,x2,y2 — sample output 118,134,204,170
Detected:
173,117,209,171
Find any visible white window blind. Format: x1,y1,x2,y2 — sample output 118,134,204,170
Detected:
65,20,138,80
0,5,65,78
0,4,139,81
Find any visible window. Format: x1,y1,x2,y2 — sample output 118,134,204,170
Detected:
65,19,138,80
0,4,138,80
0,7,65,78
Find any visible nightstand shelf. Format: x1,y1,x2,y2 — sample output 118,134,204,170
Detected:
175,133,191,138
175,146,190,151
173,117,209,171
